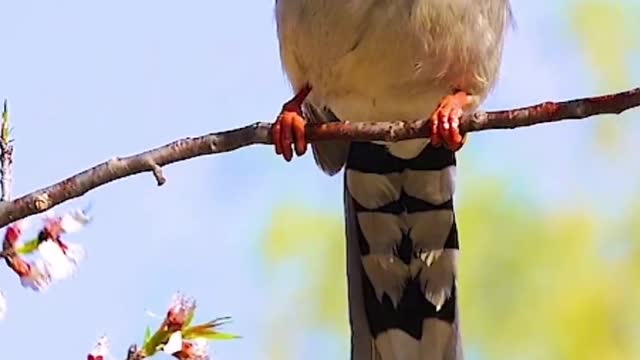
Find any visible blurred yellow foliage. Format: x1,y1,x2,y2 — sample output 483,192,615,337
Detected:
262,204,349,359
571,1,637,89
458,176,638,359
261,174,640,359
570,0,639,151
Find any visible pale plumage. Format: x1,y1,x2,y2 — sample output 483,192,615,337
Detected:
274,1,512,359
276,0,511,159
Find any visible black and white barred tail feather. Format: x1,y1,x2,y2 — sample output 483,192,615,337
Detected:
340,141,463,360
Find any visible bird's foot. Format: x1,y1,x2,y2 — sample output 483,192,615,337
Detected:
429,91,477,151
272,85,312,161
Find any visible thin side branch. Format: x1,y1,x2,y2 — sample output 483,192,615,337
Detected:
0,100,13,202
0,87,637,230
126,344,145,360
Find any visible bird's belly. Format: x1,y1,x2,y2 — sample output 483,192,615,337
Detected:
328,90,445,159
322,49,449,159
290,2,453,158
303,9,449,124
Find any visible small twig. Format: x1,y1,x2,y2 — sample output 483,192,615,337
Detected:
0,247,13,259
0,87,636,229
145,157,167,186
0,100,13,202
126,344,146,360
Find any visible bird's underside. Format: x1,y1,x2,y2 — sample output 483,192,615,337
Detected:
273,1,512,359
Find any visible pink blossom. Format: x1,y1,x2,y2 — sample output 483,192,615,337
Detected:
166,292,196,331
162,332,210,360
180,338,210,360
4,219,27,246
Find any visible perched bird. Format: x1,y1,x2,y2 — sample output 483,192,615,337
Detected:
273,1,512,359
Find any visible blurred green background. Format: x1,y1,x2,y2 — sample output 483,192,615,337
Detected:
261,1,640,359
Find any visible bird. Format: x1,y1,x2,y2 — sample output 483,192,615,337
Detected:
272,1,512,359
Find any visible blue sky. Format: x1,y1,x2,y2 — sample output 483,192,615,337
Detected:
0,1,638,359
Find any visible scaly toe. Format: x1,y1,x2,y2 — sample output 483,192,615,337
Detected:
291,114,307,156
272,85,312,162
280,112,295,161
432,92,471,152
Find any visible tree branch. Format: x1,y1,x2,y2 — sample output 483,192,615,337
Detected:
0,87,637,230
1,100,13,202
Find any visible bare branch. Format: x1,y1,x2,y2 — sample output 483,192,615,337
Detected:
306,87,640,141
126,344,146,360
0,87,636,229
0,100,13,202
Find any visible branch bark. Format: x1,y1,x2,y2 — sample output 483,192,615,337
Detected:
0,87,637,230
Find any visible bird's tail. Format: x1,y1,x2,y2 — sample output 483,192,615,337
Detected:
303,102,350,176
343,141,463,360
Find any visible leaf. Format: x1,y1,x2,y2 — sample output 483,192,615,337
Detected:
16,237,40,255
183,327,240,341
1,100,8,142
182,318,239,341
141,328,171,357
193,331,240,341
143,326,152,344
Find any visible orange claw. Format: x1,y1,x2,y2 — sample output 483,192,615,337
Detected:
272,85,311,162
430,91,471,151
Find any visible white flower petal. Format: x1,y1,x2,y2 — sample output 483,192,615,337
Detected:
189,338,209,357
20,260,52,292
0,290,6,320
37,241,80,280
145,309,160,319
20,277,47,291
63,241,86,265
60,209,91,233
163,331,183,354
